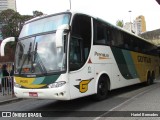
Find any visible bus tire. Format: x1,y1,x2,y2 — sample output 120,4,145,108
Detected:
93,75,109,101
151,72,155,84
146,72,152,86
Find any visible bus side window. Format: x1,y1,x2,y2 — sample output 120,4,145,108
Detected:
94,20,106,45
125,44,129,49
69,36,83,71
105,29,112,46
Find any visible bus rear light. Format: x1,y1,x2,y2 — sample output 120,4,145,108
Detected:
48,81,66,88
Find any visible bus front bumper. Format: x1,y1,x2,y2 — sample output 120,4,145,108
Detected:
14,85,71,100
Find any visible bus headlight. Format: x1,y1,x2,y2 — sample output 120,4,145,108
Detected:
48,81,66,88
14,82,22,88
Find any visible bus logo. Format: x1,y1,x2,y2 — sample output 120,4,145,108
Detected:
137,56,151,63
74,78,93,93
94,51,110,60
20,80,28,83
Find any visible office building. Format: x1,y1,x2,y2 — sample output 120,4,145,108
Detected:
0,0,16,13
133,15,146,35
123,22,134,33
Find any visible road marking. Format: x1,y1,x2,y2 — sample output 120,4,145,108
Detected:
94,84,159,120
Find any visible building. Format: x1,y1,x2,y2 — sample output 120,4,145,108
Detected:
140,29,160,46
123,22,135,33
133,15,146,35
8,0,16,11
123,15,147,35
0,0,16,13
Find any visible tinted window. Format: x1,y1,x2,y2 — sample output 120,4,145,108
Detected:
69,14,91,71
94,21,106,45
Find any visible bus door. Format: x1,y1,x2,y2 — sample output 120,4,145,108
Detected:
68,35,94,99
68,14,93,99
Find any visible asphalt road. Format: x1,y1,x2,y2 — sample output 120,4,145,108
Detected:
0,80,160,120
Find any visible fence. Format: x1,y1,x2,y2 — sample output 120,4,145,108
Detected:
0,62,14,96
0,76,14,96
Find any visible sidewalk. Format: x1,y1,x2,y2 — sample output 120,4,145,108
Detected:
0,92,22,105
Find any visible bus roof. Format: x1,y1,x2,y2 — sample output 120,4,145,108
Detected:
24,10,156,47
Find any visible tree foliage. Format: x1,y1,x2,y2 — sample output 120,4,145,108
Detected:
0,9,43,39
33,10,43,17
0,10,21,38
116,20,124,28
0,9,34,39
0,9,43,62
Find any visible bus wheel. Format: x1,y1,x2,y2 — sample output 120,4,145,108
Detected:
93,76,109,101
151,72,155,84
146,72,152,86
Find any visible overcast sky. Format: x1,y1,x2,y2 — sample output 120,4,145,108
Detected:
16,0,160,31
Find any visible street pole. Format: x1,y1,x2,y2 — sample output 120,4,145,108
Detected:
69,0,71,10
128,10,132,32
129,10,132,23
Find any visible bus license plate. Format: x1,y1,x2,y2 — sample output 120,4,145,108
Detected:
29,92,38,97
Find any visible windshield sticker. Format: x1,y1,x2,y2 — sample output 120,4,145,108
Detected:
88,66,92,73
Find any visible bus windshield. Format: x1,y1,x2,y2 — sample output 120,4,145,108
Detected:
15,33,66,75
15,13,70,75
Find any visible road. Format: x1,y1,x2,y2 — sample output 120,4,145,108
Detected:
0,80,160,120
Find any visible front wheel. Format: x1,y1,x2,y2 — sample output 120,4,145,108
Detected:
93,76,109,101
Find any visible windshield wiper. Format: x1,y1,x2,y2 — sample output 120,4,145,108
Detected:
19,42,32,74
34,42,38,63
31,42,47,74
27,42,32,63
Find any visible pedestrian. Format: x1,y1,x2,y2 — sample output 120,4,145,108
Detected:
1,64,10,95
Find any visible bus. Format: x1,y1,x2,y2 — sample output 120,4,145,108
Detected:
2,11,159,100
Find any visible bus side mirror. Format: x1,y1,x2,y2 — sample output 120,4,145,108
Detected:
56,24,69,48
0,37,15,56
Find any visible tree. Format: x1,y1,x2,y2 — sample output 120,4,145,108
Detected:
0,9,34,39
0,9,15,24
116,20,124,28
0,9,21,38
19,15,33,34
0,9,32,62
0,9,43,39
33,10,43,17
0,9,20,61
0,9,43,62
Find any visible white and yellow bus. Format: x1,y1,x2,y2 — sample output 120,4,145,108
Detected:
2,11,160,100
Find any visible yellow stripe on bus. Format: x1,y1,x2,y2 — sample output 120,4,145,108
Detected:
15,77,46,89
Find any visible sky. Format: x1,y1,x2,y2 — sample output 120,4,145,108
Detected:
16,0,160,31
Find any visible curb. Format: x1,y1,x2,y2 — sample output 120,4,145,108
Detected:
0,98,23,105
